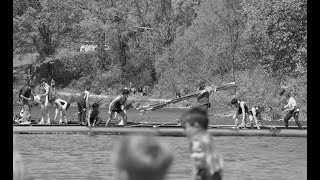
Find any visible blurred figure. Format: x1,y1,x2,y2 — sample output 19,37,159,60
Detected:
13,136,33,180
113,135,173,180
13,137,25,180
142,86,147,96
180,106,224,180
191,134,224,180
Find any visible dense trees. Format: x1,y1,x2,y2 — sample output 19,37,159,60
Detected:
13,0,307,114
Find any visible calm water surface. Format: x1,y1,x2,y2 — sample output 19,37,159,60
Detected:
15,134,307,180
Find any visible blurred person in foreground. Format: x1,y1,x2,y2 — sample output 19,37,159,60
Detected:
180,106,224,180
13,136,33,180
113,135,173,180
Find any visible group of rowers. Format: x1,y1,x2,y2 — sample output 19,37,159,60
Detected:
17,78,303,130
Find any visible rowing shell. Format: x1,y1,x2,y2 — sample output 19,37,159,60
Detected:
13,125,307,137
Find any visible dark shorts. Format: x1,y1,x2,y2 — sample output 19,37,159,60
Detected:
111,108,123,114
284,107,299,120
90,117,101,123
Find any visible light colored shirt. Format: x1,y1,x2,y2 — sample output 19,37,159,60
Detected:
286,97,297,110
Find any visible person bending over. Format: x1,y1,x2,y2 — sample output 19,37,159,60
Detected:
86,103,102,127
248,106,264,129
53,96,75,124
282,93,303,130
113,135,173,180
230,98,249,129
105,89,130,127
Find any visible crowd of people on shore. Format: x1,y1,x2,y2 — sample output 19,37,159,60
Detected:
15,78,303,130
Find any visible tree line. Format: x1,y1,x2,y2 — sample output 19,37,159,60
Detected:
13,0,307,115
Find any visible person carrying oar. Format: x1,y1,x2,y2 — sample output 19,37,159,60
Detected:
196,80,216,111
105,89,130,127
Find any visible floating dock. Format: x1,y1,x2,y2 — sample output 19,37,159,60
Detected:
13,125,307,138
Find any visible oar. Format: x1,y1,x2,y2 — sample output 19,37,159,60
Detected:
140,82,237,113
74,98,104,115
152,118,179,128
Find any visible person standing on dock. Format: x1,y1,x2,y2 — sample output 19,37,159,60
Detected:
38,78,52,124
196,80,215,112
231,98,249,129
282,93,303,130
19,82,35,123
180,106,224,180
105,89,130,127
76,87,90,125
113,135,173,180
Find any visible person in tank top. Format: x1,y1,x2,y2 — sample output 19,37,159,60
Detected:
231,98,249,129
105,89,130,127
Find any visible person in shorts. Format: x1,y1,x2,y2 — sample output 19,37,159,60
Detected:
282,93,303,130
105,89,130,127
87,103,102,127
247,106,263,129
231,98,249,129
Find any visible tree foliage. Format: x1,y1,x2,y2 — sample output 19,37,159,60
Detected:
13,0,307,112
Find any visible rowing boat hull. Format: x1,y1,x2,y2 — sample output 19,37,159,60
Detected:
13,126,307,138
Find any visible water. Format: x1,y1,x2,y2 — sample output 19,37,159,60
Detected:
15,134,307,180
